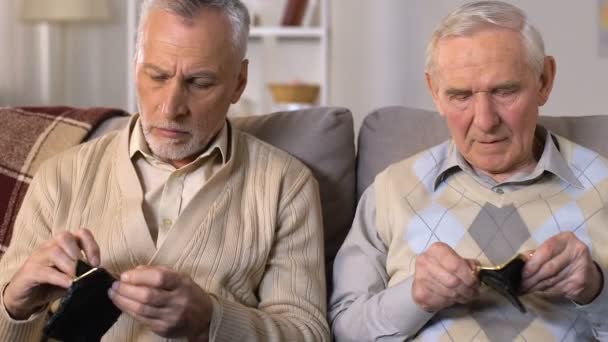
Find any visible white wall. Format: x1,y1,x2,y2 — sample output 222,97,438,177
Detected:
63,0,129,109
331,0,608,132
0,0,45,106
0,0,129,108
2,0,606,128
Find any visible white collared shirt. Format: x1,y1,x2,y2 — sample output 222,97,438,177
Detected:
129,119,229,247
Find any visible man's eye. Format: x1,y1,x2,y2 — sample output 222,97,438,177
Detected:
150,74,168,82
190,80,213,90
494,88,518,97
449,94,471,102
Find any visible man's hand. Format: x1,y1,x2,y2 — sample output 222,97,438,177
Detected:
108,266,213,341
412,242,480,312
3,229,100,320
521,232,603,304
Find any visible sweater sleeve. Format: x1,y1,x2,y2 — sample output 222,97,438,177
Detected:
575,263,608,340
208,169,330,341
329,186,434,341
0,161,57,341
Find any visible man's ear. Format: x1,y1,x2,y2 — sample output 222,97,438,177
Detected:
231,59,249,104
537,56,556,106
425,72,444,116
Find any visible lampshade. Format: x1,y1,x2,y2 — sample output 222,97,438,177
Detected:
21,0,111,22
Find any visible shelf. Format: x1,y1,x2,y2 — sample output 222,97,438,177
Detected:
249,26,325,39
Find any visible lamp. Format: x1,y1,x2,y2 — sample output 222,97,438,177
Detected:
20,0,111,104
21,0,110,22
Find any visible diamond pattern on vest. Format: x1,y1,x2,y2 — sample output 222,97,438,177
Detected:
469,203,530,264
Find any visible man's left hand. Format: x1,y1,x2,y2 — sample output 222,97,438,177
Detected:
108,265,212,341
521,232,603,304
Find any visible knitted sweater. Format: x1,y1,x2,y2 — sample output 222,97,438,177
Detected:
331,135,608,341
0,118,329,341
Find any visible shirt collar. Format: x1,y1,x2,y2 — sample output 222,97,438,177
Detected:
129,115,229,169
433,126,583,191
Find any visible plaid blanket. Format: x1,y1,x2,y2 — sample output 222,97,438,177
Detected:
0,106,128,258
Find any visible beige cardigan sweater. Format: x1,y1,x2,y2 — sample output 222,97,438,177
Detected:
0,117,329,341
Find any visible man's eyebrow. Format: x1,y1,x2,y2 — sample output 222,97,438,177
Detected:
492,81,520,90
444,88,472,96
141,63,169,74
186,70,218,80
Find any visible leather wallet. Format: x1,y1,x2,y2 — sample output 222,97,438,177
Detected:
477,254,527,313
44,260,121,342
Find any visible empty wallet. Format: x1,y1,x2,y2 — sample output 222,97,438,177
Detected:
44,260,121,342
477,254,527,313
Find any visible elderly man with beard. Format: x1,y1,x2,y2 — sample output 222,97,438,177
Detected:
0,1,329,341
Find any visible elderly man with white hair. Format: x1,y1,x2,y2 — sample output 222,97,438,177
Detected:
0,1,329,341
330,1,608,341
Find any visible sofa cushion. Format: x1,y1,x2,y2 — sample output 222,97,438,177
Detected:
88,107,357,281
357,106,608,198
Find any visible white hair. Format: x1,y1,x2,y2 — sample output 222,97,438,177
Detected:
135,0,250,62
425,1,545,78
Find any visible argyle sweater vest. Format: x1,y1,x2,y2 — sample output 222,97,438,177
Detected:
375,135,608,341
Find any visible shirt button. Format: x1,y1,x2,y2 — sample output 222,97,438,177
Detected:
494,188,504,194
162,218,173,227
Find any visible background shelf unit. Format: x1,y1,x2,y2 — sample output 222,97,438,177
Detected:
126,0,330,116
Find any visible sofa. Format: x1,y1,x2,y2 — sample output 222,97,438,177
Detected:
2,105,608,289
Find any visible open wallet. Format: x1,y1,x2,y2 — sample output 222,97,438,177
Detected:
477,254,527,313
43,260,121,342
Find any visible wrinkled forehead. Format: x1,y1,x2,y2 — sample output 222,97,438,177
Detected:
433,29,530,82
140,7,235,62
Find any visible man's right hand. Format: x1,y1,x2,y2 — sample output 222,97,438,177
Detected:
2,228,100,320
412,242,480,313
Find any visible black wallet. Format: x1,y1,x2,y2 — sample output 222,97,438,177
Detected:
477,254,527,313
44,260,121,342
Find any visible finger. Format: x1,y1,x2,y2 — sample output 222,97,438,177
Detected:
425,257,478,299
427,243,478,287
54,231,83,261
73,228,101,266
522,237,566,279
526,271,564,293
35,266,73,289
121,266,181,290
521,250,535,262
42,244,79,278
109,287,165,319
522,251,569,292
432,252,479,288
126,314,173,337
111,281,169,308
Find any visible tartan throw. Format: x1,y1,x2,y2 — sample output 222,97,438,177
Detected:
0,106,128,259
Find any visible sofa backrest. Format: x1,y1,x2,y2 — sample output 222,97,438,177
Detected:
357,106,608,199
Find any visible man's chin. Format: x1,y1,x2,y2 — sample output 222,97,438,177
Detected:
149,142,194,162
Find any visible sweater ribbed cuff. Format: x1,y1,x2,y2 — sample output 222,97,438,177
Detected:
208,293,250,341
0,283,47,341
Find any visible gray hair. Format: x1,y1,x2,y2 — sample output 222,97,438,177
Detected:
136,0,250,62
425,1,545,78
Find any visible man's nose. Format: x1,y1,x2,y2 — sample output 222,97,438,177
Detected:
161,81,188,119
472,92,500,131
